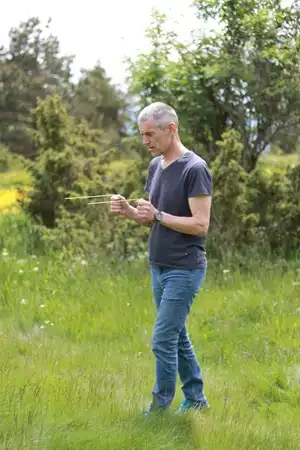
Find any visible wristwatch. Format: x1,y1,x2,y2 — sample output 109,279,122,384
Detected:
155,210,163,222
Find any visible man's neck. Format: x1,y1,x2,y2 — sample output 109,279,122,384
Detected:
162,143,188,168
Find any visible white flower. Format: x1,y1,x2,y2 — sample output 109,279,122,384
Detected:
292,282,300,286
44,320,50,324
40,325,45,329
2,249,8,257
223,269,230,274
50,323,54,326
17,259,25,264
81,260,87,265
40,304,45,308
18,269,24,274
127,302,130,306
33,267,39,272
20,298,27,305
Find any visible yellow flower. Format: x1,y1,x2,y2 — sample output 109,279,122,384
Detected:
0,188,21,213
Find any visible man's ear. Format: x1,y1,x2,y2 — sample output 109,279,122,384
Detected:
168,122,177,134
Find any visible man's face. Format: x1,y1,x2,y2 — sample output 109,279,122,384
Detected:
139,121,173,157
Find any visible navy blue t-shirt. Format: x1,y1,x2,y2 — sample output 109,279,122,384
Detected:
144,150,213,269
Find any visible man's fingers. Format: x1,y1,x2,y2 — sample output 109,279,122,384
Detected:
110,194,124,214
111,195,125,205
137,198,149,206
137,202,150,209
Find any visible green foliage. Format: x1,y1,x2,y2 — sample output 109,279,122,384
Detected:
0,17,74,157
128,1,300,170
208,130,259,257
206,129,300,259
22,92,149,259
258,151,299,175
70,64,127,138
0,18,127,159
276,164,300,253
0,212,43,256
0,146,11,172
19,94,300,262
2,8,299,263
0,145,26,173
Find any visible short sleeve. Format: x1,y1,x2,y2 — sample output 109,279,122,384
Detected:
187,162,213,197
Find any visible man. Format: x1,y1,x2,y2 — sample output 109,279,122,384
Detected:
110,102,212,414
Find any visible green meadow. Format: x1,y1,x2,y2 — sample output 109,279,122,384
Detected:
0,233,300,449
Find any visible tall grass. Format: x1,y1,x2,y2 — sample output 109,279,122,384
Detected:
0,213,44,256
0,247,299,449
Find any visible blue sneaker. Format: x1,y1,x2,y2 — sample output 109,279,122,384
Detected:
142,402,168,417
176,399,210,414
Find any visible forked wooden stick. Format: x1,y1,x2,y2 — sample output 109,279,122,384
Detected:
88,198,140,205
65,194,114,200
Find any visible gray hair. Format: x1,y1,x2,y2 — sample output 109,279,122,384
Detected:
137,102,178,128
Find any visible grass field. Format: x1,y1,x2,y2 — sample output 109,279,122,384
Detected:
258,152,299,174
0,247,300,449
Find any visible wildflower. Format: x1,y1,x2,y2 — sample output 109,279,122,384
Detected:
2,249,8,257
20,299,27,305
223,269,230,274
127,302,130,306
81,260,87,265
44,320,50,324
18,269,24,274
292,282,300,286
50,323,54,326
40,325,45,329
33,267,39,272
40,304,45,308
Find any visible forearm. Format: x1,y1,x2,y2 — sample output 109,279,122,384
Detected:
160,212,208,236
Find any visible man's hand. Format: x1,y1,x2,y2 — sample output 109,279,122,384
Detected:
110,194,130,216
136,199,157,222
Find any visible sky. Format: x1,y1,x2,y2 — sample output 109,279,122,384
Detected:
0,0,202,87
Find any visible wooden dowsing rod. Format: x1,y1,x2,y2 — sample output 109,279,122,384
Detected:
65,194,142,205
88,199,140,205
65,194,114,200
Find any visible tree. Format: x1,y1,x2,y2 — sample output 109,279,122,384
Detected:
70,64,127,139
128,1,300,171
23,92,149,259
0,17,74,157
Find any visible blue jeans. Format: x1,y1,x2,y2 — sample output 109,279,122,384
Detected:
150,264,207,409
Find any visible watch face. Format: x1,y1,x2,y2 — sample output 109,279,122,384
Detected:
156,211,162,221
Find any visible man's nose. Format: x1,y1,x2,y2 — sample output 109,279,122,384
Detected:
143,136,150,145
